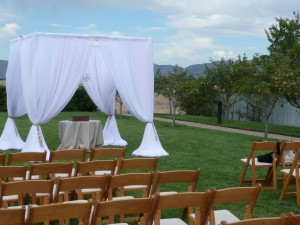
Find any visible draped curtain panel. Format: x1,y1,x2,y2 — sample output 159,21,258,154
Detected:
4,33,168,157
100,37,168,156
0,39,26,150
19,33,93,157
82,47,127,146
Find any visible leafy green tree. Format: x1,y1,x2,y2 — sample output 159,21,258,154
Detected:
154,65,190,126
240,54,280,138
178,77,215,116
205,56,252,120
266,11,300,108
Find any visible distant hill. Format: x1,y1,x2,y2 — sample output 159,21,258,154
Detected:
0,60,213,79
154,63,213,78
0,60,7,79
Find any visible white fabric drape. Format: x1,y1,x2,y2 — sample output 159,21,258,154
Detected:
82,47,127,146
4,33,168,158
19,33,93,157
100,37,168,156
0,39,26,150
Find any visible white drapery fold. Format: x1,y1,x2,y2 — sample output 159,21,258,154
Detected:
100,38,168,156
103,115,127,146
82,47,127,146
0,39,26,150
19,33,93,156
0,118,25,150
132,123,168,157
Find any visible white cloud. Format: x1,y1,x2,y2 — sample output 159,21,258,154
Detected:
0,23,20,39
49,23,68,27
78,24,98,30
213,50,235,59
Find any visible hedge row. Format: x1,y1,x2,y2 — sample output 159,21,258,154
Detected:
0,85,97,112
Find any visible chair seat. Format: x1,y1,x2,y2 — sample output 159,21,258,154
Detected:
124,185,147,190
281,168,300,177
94,170,112,175
159,191,177,196
155,218,187,225
3,194,18,201
112,196,135,201
214,210,240,225
240,158,272,166
107,223,128,225
190,210,240,225
81,188,101,193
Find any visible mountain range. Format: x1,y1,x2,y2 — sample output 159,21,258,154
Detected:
0,60,212,79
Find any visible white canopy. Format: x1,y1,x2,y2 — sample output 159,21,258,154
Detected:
0,32,168,157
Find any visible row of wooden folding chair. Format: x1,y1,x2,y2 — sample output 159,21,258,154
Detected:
0,185,265,225
239,141,300,191
0,147,126,165
0,191,214,225
220,212,300,225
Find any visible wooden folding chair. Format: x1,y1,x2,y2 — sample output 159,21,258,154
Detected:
154,191,215,225
91,196,158,225
0,165,27,182
278,142,300,186
279,149,300,205
203,184,261,225
7,151,47,180
74,160,116,201
0,153,6,165
239,141,278,190
116,157,159,195
28,162,73,180
219,214,289,225
54,175,111,203
75,159,117,176
89,147,126,175
0,180,54,208
150,169,201,196
0,206,26,225
26,201,93,225
49,148,87,176
108,172,155,223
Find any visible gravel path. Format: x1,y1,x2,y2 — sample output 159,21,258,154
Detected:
154,117,300,141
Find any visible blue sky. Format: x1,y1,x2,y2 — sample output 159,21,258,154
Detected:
0,0,299,67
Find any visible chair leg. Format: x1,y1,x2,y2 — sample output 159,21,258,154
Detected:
239,163,249,186
279,173,292,201
251,166,256,187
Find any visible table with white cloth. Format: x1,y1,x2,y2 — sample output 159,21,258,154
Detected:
57,120,103,151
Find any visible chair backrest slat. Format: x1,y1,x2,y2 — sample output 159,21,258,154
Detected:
7,152,46,165
89,147,126,160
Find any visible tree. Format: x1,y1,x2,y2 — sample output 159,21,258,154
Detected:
178,77,215,116
240,54,280,138
154,65,190,126
266,11,300,108
205,56,252,120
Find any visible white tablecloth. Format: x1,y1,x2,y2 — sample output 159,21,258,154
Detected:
57,120,103,151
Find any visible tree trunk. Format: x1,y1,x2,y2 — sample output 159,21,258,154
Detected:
169,97,172,114
264,118,269,139
119,102,123,118
172,100,176,126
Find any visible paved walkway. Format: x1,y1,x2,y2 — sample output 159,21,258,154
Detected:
154,117,300,141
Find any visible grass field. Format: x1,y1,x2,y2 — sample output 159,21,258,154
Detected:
1,111,300,220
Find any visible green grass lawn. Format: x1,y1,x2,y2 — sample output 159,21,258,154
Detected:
1,111,299,220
